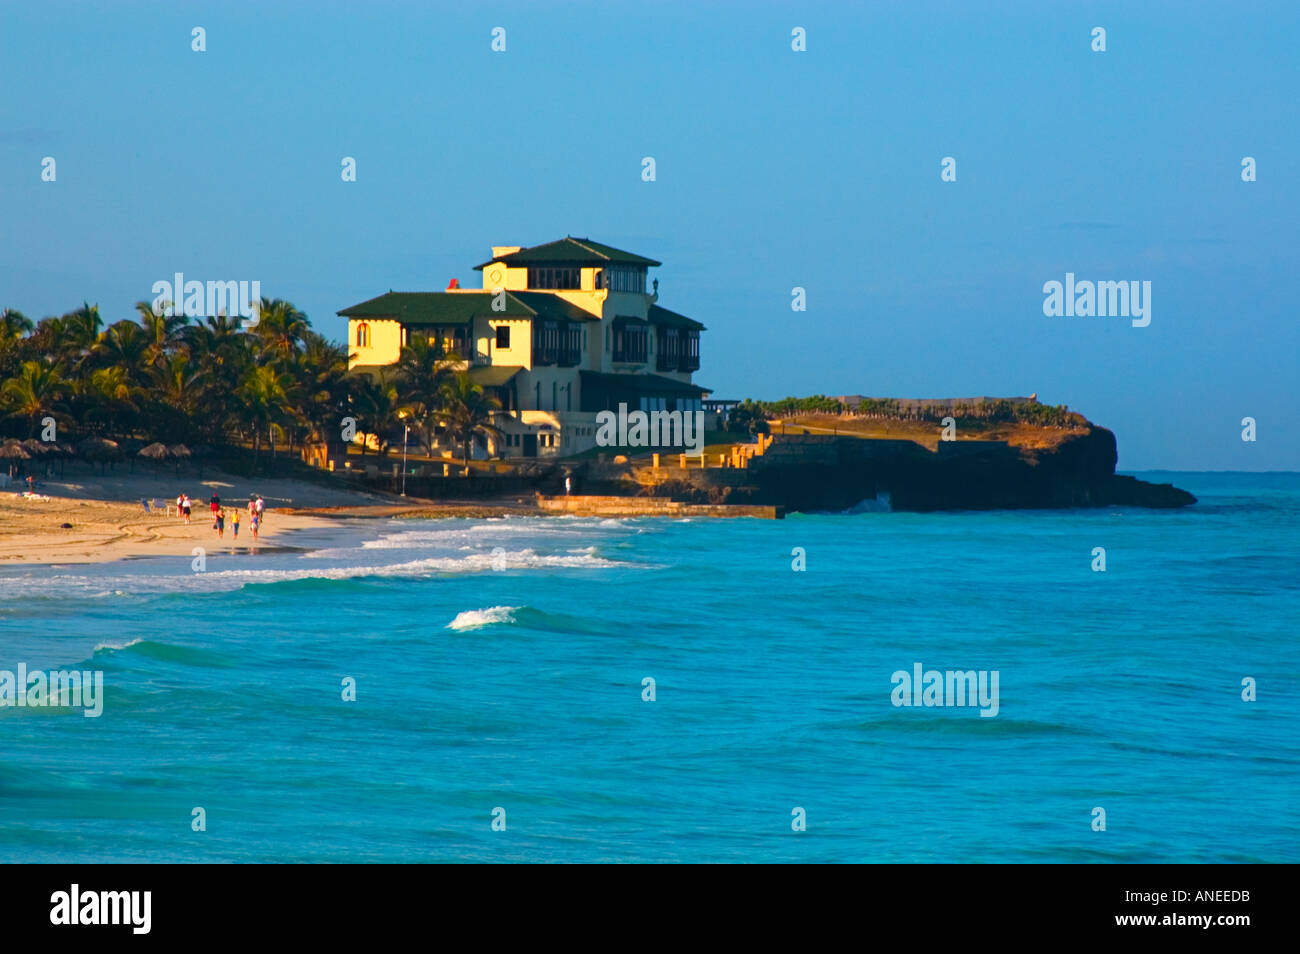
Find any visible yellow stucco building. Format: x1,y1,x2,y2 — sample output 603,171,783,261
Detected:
340,237,706,458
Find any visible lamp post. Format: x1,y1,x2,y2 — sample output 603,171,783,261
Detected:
401,424,409,496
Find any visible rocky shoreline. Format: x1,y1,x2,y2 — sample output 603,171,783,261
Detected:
571,427,1196,513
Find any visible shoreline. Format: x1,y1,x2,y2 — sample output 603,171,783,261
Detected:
0,495,342,567
0,469,393,567
0,467,553,567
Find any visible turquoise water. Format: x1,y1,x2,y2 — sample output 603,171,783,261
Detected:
1,472,1297,862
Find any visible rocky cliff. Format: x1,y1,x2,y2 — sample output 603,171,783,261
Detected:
738,428,1195,512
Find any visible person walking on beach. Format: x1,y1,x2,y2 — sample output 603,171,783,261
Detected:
176,493,184,518
210,493,220,516
250,511,259,541
181,494,192,524
255,495,265,524
231,508,240,539
215,507,225,538
565,475,572,496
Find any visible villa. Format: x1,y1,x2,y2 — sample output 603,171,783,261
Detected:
340,237,706,458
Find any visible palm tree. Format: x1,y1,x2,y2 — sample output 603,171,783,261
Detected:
296,331,350,450
149,350,204,440
0,309,32,380
237,364,291,470
94,319,152,385
0,308,32,342
351,369,401,459
184,315,249,436
136,300,188,367
396,333,456,456
437,371,503,470
252,298,308,365
1,359,66,437
61,302,103,372
85,366,139,438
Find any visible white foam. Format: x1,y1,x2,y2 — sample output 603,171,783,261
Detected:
447,606,519,630
94,637,144,652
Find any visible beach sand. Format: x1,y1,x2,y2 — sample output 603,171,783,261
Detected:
0,469,542,565
0,469,387,565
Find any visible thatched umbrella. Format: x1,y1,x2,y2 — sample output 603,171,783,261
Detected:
138,442,170,474
1,439,31,479
41,440,75,477
168,444,191,459
78,436,122,473
20,439,53,479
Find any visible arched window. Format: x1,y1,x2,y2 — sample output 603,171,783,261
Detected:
356,323,370,347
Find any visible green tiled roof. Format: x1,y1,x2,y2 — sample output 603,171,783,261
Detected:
468,365,524,388
510,291,600,322
338,291,597,325
579,370,708,398
339,292,526,325
474,237,661,270
648,304,705,331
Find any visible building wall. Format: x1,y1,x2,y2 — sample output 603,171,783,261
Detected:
480,317,532,368
348,318,402,366
511,410,600,457
518,366,582,413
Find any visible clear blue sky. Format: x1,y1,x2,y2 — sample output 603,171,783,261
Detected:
2,1,1296,470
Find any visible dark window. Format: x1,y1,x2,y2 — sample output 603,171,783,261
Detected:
496,325,510,349
527,267,581,290
606,268,646,293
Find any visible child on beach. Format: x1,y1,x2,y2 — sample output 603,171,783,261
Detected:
231,509,240,539
250,512,259,541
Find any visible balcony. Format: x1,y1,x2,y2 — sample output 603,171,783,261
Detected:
655,330,698,373
533,323,582,367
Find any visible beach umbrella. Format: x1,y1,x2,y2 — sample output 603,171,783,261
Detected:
78,436,122,472
168,444,192,459
47,439,75,476
138,442,171,460
20,439,51,457
0,439,30,477
78,436,121,457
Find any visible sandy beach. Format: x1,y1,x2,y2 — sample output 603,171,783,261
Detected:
0,470,388,565
0,469,547,565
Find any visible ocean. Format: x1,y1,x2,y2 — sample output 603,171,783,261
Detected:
1,472,1296,863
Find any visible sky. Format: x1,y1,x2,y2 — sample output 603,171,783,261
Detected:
1,0,1296,470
